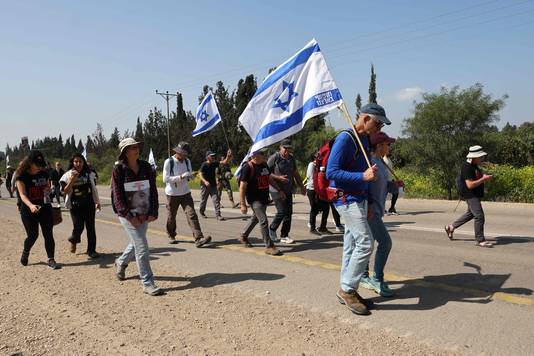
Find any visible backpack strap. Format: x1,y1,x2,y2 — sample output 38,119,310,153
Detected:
169,157,175,176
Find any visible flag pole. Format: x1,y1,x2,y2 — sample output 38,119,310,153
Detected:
219,118,231,150
339,102,372,168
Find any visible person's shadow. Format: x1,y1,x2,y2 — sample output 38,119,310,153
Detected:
375,262,532,311
159,272,285,292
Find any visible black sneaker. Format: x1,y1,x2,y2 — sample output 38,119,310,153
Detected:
87,252,101,259
317,228,334,235
20,251,29,266
195,235,212,248
200,212,207,219
48,259,61,270
310,229,322,236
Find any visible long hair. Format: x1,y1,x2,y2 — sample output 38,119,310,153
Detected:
15,157,32,177
67,153,91,175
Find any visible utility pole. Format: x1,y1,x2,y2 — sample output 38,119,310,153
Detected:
155,90,178,156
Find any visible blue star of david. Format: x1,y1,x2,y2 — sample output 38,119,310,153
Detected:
273,81,298,112
199,110,209,122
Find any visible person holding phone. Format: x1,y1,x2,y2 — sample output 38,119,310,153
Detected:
16,150,60,269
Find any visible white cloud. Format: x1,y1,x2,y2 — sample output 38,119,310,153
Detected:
395,87,423,102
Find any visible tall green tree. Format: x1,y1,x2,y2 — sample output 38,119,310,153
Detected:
401,83,507,199
355,93,362,114
368,64,377,104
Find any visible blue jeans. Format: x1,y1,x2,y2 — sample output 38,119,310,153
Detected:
117,217,154,286
336,201,374,293
365,215,392,282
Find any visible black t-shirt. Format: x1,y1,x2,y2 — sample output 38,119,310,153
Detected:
16,170,50,206
200,161,219,186
461,162,484,198
50,168,65,186
242,161,271,204
61,172,94,208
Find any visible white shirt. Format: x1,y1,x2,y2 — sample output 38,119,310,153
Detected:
59,170,100,209
305,162,315,191
163,156,192,196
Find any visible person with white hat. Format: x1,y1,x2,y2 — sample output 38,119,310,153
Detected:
445,145,494,248
111,138,164,296
163,142,212,247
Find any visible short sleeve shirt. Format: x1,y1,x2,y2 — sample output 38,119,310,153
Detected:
200,161,219,186
16,170,50,206
242,162,271,204
461,162,484,198
268,152,296,193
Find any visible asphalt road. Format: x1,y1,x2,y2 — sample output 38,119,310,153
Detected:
1,185,533,355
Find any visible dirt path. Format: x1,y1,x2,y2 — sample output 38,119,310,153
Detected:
0,215,449,356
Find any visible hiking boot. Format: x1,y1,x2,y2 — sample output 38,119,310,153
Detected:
115,260,127,281
195,235,212,248
336,289,370,315
269,229,280,243
239,236,253,248
280,236,295,244
69,242,76,253
168,236,178,244
317,228,333,235
361,276,394,297
143,284,165,296
20,251,29,266
48,259,61,270
265,247,282,256
310,229,322,236
87,251,101,259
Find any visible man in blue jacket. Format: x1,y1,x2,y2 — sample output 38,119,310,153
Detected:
327,103,391,316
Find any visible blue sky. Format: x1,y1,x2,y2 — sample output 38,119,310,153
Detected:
1,0,533,149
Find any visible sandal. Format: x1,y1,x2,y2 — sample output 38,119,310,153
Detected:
444,225,454,240
476,241,494,248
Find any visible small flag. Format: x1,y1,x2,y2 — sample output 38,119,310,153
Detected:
148,148,156,169
192,91,221,137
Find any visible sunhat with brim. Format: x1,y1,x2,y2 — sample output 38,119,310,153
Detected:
173,142,191,156
118,138,141,159
466,145,487,159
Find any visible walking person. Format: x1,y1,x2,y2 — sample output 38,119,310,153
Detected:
360,132,398,297
16,150,60,269
327,103,390,315
111,138,163,296
267,139,306,244
6,166,15,198
163,142,212,247
305,158,332,236
199,149,232,220
49,161,65,205
238,149,284,255
217,156,238,208
383,154,399,215
445,145,494,248
60,153,101,258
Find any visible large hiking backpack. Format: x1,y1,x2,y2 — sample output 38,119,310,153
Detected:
455,172,468,199
313,130,358,202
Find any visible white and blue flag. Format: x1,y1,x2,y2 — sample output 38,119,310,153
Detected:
238,38,343,155
192,91,222,137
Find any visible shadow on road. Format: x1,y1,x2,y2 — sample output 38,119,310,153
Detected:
376,262,533,311
160,272,285,292
493,236,534,245
396,210,444,216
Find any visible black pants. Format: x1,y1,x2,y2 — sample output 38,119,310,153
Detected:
20,205,55,259
69,203,97,253
270,191,293,237
330,203,342,227
306,189,329,230
51,184,62,204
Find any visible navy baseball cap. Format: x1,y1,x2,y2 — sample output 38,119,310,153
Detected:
206,150,216,158
361,103,391,125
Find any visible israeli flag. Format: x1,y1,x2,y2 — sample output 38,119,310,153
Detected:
148,148,156,169
192,91,221,137
238,38,343,155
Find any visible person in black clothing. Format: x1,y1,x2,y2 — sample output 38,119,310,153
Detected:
49,161,65,205
199,149,232,220
445,145,494,247
6,166,15,198
60,153,101,258
217,156,238,208
16,150,60,269
239,150,287,255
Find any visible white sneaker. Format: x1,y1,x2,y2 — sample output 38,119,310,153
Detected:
307,222,311,228
280,237,295,244
143,284,164,296
269,229,280,242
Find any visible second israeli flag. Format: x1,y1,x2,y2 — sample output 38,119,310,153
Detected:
192,91,221,137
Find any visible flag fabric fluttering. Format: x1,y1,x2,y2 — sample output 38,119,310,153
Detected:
82,145,87,159
236,38,343,175
148,148,156,169
192,91,222,137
